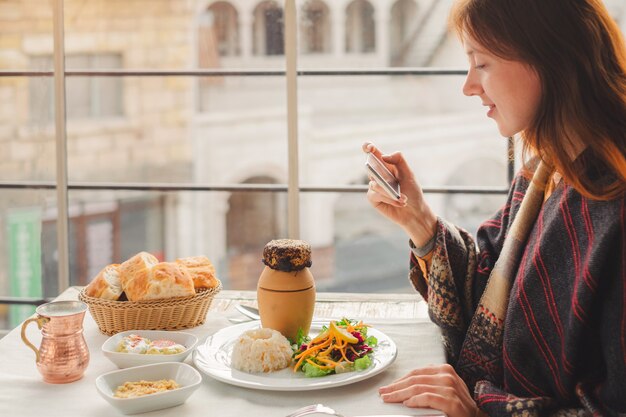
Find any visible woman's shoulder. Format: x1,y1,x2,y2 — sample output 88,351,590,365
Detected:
557,176,624,242
573,184,625,216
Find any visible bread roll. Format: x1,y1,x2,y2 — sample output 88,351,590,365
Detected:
118,252,159,298
84,264,123,300
175,256,219,289
124,261,195,301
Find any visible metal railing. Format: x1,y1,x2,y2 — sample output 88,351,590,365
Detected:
0,182,510,194
0,68,468,77
0,296,53,306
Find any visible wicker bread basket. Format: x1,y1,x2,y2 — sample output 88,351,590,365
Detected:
79,283,222,336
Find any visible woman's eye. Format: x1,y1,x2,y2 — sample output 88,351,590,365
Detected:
474,64,485,70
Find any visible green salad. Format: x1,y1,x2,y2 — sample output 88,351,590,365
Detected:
292,318,378,378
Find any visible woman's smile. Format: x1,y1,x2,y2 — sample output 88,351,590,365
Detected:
484,103,496,118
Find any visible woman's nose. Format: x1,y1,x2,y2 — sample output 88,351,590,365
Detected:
462,69,482,97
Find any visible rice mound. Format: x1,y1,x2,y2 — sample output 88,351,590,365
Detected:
231,328,293,373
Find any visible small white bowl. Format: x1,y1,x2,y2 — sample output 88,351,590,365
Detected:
95,362,201,415
102,330,198,369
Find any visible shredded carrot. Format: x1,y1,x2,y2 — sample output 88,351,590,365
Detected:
294,337,332,359
315,357,339,365
293,320,371,373
293,338,333,371
348,345,359,356
340,347,352,363
319,345,334,356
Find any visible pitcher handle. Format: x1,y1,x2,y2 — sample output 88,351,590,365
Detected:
21,316,49,362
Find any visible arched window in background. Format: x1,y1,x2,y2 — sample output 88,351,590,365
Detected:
226,175,287,288
345,0,376,53
300,0,331,54
253,1,285,56
197,8,221,87
207,1,240,57
390,0,417,66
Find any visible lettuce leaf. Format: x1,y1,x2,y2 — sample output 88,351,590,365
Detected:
302,362,333,378
354,355,372,371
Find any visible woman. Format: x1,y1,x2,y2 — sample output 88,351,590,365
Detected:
365,0,626,416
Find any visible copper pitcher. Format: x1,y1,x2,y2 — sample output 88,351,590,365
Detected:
21,300,90,383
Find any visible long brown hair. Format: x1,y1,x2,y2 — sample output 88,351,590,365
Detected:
450,0,626,200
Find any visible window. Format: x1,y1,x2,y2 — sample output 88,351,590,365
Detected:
390,0,418,66
29,53,123,124
345,0,376,53
300,0,331,54
204,2,240,57
226,176,287,289
253,1,285,56
2,0,540,330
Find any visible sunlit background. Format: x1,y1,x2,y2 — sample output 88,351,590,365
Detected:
1,0,625,331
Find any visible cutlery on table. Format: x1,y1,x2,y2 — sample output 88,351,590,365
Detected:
285,403,446,417
286,404,344,417
235,304,261,320
234,304,333,323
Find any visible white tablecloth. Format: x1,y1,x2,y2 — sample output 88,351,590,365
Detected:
0,300,445,417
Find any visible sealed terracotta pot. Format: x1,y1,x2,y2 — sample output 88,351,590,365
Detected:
257,239,315,342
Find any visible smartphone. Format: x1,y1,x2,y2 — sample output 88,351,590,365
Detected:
365,152,401,200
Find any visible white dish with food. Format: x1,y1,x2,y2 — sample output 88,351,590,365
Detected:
95,362,201,415
102,330,198,368
193,320,397,391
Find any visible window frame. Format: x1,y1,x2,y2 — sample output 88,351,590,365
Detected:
0,0,513,306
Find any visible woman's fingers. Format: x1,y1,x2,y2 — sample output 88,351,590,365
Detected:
382,151,413,182
381,382,462,416
379,370,460,400
402,391,466,417
363,142,394,171
362,142,382,158
367,181,407,207
380,383,451,403
379,373,453,395
363,144,412,188
379,365,478,417
362,142,384,161
390,364,457,384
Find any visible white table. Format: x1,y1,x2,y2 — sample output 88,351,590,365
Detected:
0,288,445,417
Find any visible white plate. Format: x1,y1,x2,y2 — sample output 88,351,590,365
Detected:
193,320,397,391
102,330,198,369
95,362,201,415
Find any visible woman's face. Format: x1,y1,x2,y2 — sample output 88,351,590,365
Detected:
462,34,542,137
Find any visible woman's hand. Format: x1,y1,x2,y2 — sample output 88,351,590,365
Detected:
362,142,437,247
379,364,482,417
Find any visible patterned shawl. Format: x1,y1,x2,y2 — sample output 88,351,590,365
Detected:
456,161,551,383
